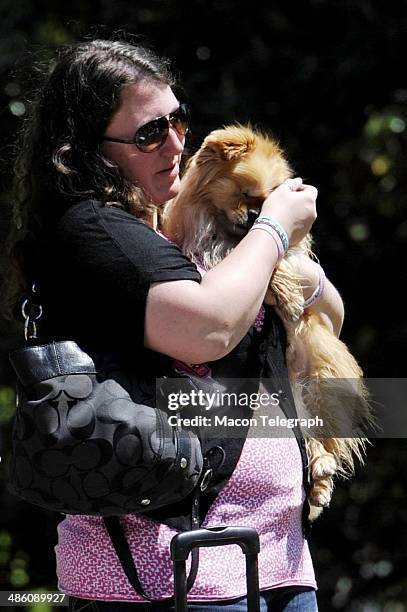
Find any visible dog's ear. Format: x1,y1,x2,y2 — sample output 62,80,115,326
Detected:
217,139,253,161
196,127,256,165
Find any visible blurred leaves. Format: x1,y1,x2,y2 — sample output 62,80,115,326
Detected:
0,387,15,423
10,552,29,588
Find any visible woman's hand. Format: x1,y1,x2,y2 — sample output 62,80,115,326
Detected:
260,178,318,247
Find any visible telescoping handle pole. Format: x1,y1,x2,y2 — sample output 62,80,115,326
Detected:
170,526,260,612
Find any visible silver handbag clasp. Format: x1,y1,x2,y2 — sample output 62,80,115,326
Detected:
21,284,43,341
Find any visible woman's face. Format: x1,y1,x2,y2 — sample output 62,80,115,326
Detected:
101,81,185,204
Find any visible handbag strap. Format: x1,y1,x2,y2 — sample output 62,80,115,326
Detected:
103,484,202,602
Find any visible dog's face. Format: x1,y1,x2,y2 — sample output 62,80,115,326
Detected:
191,125,292,238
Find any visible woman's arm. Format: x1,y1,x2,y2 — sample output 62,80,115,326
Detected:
144,183,318,363
287,254,345,336
145,228,279,363
308,276,344,337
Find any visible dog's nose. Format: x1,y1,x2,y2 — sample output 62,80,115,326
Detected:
247,209,260,228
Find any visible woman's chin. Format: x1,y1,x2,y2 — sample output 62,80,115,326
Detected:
153,178,181,204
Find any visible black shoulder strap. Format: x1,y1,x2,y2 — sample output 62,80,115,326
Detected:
103,478,203,601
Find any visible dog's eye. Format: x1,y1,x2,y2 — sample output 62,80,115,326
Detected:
241,191,262,201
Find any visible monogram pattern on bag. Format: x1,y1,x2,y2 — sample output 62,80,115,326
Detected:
11,372,203,515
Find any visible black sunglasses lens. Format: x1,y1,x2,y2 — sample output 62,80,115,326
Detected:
135,117,168,152
169,104,189,135
135,104,189,152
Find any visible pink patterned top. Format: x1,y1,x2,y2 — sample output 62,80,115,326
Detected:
56,433,316,601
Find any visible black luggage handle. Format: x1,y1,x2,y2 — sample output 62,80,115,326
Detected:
171,526,260,612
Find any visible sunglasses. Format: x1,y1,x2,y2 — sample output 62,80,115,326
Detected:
102,103,189,153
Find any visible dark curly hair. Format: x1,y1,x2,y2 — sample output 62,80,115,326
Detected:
4,38,177,319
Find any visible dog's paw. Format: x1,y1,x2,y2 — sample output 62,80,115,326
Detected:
307,454,336,509
310,454,337,480
308,476,334,508
308,504,323,522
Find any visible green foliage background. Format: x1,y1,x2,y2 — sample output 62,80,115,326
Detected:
0,1,406,610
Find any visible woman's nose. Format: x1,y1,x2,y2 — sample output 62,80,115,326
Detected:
162,125,185,156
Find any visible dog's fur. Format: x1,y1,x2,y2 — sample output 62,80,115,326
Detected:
162,124,373,519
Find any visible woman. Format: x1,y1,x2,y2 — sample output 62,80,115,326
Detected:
6,38,343,611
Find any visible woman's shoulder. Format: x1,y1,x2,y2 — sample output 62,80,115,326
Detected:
52,199,199,279
58,198,153,233
55,198,161,253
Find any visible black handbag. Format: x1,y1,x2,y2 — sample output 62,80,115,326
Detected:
8,339,204,516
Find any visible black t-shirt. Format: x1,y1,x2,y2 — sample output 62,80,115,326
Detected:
31,198,310,531
36,199,201,375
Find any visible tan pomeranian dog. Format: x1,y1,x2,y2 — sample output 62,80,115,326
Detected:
162,124,373,519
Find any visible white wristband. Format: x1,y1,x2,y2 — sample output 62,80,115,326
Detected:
250,224,284,265
303,264,326,308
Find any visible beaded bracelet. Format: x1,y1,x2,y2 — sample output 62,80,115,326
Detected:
303,263,326,308
253,216,289,252
250,224,285,265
